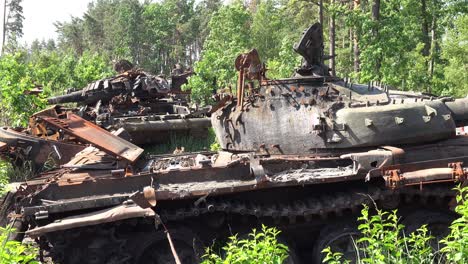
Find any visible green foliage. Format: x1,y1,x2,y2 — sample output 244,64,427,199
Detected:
0,227,39,264
29,50,112,94
0,49,112,126
0,52,45,127
55,0,217,75
202,225,289,264
440,185,468,262
323,185,468,263
144,128,218,155
185,2,253,105
267,35,301,79
342,0,466,95
184,0,307,104
0,159,34,184
356,207,437,263
0,161,10,196
439,14,468,97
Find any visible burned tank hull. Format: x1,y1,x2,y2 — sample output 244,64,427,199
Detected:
1,23,467,264
2,134,466,263
0,127,85,171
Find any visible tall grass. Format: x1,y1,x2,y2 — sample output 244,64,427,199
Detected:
144,128,219,155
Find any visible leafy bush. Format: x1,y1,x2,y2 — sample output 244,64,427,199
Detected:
440,186,468,263
0,52,46,127
0,227,38,264
0,50,112,127
323,185,468,264
202,225,289,264
0,161,10,197
323,206,439,264
184,3,253,105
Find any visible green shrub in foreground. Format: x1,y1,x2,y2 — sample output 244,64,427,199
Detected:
323,185,468,264
440,186,468,263
202,225,289,264
0,227,38,264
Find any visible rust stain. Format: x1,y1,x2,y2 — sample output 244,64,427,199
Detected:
0,141,7,151
38,113,143,163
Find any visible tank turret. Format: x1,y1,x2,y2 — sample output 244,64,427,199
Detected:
47,70,171,105
211,23,468,155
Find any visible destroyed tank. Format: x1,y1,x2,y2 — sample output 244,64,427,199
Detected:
47,67,211,145
1,23,467,264
212,23,468,155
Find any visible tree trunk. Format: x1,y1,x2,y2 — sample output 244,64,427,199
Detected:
329,0,336,76
319,0,323,26
372,0,381,79
349,27,353,59
428,16,436,79
428,0,438,93
353,0,360,73
420,0,430,56
1,0,7,55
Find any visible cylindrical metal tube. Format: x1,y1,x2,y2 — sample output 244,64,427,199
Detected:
47,91,85,104
121,118,212,132
402,167,454,184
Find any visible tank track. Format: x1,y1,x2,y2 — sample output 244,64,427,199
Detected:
45,224,133,264
158,185,455,223
43,184,456,264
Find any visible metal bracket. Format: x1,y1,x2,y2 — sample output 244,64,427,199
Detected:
449,162,467,181
384,169,404,189
394,117,404,125
249,155,267,182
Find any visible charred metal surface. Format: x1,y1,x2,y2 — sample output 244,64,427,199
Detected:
381,158,468,188
9,134,465,223
27,204,155,238
46,69,211,145
36,113,143,162
47,70,171,106
0,127,85,170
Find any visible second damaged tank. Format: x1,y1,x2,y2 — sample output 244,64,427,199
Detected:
1,23,468,264
47,64,211,145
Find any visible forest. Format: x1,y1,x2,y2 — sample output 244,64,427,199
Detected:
0,0,467,126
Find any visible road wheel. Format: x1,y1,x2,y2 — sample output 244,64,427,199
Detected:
402,209,456,250
134,227,202,264
311,222,360,264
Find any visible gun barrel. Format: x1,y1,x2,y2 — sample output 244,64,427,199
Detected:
47,91,86,105
47,90,124,105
